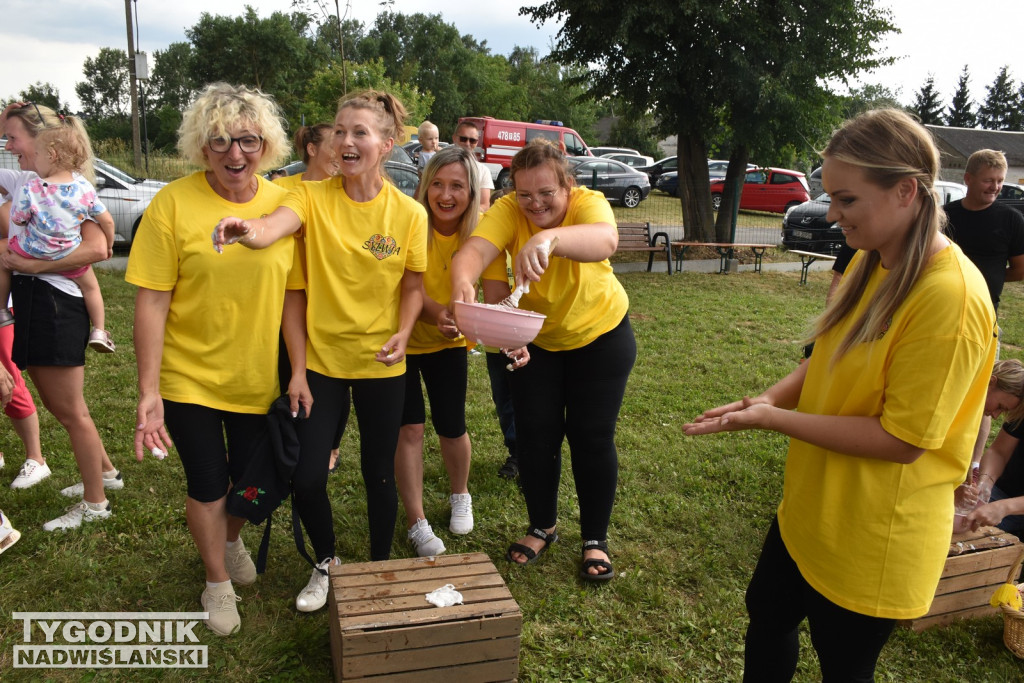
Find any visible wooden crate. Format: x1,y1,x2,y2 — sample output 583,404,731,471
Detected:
899,526,1022,631
328,552,521,682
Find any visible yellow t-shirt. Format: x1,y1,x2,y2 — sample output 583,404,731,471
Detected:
408,229,468,354
272,173,304,191
471,186,628,351
125,172,303,413
779,244,997,620
280,177,428,378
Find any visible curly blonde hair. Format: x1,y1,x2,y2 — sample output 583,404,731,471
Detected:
177,82,289,172
6,104,96,183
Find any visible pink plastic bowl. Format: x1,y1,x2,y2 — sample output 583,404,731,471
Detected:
452,301,546,348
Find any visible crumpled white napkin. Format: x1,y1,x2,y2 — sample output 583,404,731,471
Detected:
424,583,464,607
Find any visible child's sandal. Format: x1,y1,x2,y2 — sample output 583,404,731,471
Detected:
88,329,115,353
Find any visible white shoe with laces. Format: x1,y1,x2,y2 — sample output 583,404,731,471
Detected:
408,518,446,556
224,538,257,586
449,493,474,535
11,459,51,489
201,582,241,636
60,469,124,497
42,500,112,531
296,556,339,612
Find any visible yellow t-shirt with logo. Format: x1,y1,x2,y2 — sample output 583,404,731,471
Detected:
779,244,996,619
280,177,428,378
471,186,628,351
125,172,303,413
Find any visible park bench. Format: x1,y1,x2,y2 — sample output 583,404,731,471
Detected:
671,241,776,274
615,222,673,274
788,249,838,285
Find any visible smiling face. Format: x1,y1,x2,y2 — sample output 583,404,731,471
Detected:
822,156,918,267
427,162,471,234
964,165,1005,210
4,117,38,172
333,106,392,178
513,164,569,229
452,124,479,152
203,123,264,201
985,383,1021,419
307,133,340,180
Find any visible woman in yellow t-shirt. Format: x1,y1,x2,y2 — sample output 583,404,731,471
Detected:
272,123,339,191
684,109,997,681
128,83,296,637
451,140,636,582
212,90,427,613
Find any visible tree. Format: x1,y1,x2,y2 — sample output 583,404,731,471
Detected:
977,66,1017,130
301,58,433,129
946,66,976,128
524,1,898,240
149,42,197,111
911,75,944,125
18,82,65,112
75,47,131,119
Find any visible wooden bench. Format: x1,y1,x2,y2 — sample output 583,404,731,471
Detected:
671,242,776,274
615,222,672,274
788,249,837,285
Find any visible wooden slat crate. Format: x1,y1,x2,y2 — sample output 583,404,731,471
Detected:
328,552,521,682
899,526,1021,631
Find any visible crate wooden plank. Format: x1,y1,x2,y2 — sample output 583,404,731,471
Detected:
346,658,519,683
343,635,519,677
336,587,515,618
929,584,1002,614
335,563,499,588
899,604,997,632
337,573,509,601
337,599,521,631
332,553,492,578
942,544,1021,578
934,566,1012,596
342,613,523,656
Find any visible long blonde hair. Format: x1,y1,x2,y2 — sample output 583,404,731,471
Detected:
808,109,944,360
415,145,480,247
992,358,1024,425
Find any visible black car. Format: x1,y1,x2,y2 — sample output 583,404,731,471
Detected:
655,171,680,196
637,156,677,183
567,157,651,208
266,147,420,197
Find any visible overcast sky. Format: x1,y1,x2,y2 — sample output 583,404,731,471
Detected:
1,1,1021,116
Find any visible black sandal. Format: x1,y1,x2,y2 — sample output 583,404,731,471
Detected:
505,527,558,565
579,540,614,581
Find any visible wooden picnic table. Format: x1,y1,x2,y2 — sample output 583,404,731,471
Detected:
671,241,776,274
788,249,838,285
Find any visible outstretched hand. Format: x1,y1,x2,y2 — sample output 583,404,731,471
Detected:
211,217,254,253
682,396,775,435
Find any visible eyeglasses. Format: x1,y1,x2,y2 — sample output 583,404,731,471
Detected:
457,135,478,145
24,102,44,122
207,135,264,154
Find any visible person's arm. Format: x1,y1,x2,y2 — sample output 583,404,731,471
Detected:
282,289,313,418
451,236,501,303
1005,253,1024,283
94,211,116,258
516,221,617,284
479,188,491,211
0,363,13,407
211,205,302,252
133,288,173,462
1,220,107,272
968,428,1024,529
375,269,424,366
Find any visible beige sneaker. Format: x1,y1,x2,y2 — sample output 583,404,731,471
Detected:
224,538,257,586
201,582,240,636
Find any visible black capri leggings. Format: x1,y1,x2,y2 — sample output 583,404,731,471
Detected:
292,370,405,562
509,314,635,541
401,347,468,437
162,400,269,503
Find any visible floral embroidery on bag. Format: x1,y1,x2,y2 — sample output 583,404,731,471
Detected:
239,486,266,504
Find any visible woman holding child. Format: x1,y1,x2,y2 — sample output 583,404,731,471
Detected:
684,109,997,681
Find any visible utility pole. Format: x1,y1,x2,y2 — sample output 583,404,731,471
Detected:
125,0,142,168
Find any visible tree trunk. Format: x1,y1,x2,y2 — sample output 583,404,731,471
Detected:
678,132,713,241
713,145,751,241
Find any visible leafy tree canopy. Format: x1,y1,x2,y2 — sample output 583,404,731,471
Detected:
75,47,131,119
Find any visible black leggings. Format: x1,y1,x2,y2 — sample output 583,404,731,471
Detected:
509,315,635,540
162,401,268,504
293,370,404,562
744,517,896,682
401,347,468,436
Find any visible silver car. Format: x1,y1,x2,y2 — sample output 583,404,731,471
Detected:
0,140,166,247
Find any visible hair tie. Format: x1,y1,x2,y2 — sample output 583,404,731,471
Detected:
376,95,392,114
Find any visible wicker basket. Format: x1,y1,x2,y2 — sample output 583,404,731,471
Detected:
1000,550,1024,658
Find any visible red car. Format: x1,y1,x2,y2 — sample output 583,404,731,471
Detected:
710,167,810,214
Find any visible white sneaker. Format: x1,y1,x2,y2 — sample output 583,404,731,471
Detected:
60,469,124,497
0,510,21,555
408,518,446,556
11,460,51,489
42,500,112,531
0,453,5,469
296,556,339,612
224,538,257,586
449,493,474,535
201,582,240,636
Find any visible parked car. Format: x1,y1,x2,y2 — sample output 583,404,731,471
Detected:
637,156,677,183
590,146,640,157
567,157,651,208
707,159,757,180
807,167,823,196
709,167,810,214
781,180,968,254
0,141,167,247
602,153,655,168
266,147,421,197
402,140,450,166
657,160,758,196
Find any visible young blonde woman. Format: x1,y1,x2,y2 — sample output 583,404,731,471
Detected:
213,90,427,613
684,109,997,681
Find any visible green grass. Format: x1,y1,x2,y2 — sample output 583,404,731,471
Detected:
2,269,1024,681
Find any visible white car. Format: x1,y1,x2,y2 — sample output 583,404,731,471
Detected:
0,140,166,247
601,153,655,168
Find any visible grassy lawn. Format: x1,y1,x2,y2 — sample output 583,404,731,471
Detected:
2,268,1023,681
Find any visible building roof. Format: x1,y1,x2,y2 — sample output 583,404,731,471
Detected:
926,125,1024,169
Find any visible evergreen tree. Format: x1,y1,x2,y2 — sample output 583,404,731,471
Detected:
946,66,976,128
911,75,943,124
978,66,1017,130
